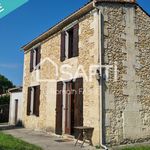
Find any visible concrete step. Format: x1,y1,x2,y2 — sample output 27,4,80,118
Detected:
0,124,15,130
62,134,75,140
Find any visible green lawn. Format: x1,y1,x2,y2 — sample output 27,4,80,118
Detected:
0,132,42,150
121,146,150,150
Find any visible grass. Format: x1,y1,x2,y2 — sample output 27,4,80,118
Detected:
0,132,42,150
95,145,150,150
121,146,150,150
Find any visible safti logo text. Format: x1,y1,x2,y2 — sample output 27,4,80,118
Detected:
0,3,4,13
34,57,118,83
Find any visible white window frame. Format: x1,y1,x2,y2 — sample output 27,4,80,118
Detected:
63,21,78,60
32,48,37,70
31,43,41,71
65,31,69,59
65,29,74,59
30,87,35,115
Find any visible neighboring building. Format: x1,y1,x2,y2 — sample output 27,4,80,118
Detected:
9,87,23,125
22,0,150,147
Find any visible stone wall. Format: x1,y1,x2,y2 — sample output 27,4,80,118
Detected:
22,10,100,145
135,5,150,141
102,3,150,146
22,2,150,146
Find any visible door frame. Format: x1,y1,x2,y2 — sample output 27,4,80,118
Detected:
56,78,83,136
65,81,72,134
15,99,18,124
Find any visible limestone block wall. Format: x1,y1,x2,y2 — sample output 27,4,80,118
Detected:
22,10,100,145
22,2,150,146
101,3,127,145
135,6,150,140
102,3,150,146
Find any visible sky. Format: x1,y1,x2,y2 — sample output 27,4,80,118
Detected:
0,0,149,86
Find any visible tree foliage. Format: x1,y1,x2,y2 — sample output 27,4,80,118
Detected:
0,95,10,105
0,74,15,94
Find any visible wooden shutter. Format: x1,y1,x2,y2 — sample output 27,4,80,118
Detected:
55,81,63,135
73,24,79,57
60,31,66,62
36,46,41,68
30,50,34,72
27,87,31,116
34,85,40,117
74,77,83,138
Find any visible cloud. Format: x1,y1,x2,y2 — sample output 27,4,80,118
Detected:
0,64,19,69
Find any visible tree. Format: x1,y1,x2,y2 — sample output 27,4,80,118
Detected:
0,95,10,105
0,74,15,94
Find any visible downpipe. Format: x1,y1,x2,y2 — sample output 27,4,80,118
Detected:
93,1,108,150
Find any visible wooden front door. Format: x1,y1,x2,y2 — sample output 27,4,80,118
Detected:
65,78,83,136
15,99,18,124
55,78,83,136
55,81,63,135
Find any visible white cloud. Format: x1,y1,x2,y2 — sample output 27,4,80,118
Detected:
0,64,19,69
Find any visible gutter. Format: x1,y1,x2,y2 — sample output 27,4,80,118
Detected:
93,1,108,150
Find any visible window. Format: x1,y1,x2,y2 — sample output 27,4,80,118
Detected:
30,46,41,72
66,28,74,58
60,24,79,62
27,85,40,117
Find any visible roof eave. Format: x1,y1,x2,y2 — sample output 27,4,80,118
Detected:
22,2,94,51
8,87,22,93
22,0,138,51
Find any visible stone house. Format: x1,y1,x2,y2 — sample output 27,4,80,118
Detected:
22,0,150,147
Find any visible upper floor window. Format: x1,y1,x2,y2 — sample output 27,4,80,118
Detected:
30,46,41,72
60,24,79,62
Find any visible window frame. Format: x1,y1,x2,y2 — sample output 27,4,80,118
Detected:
27,85,40,117
65,27,74,59
60,23,79,62
30,87,35,115
30,45,41,72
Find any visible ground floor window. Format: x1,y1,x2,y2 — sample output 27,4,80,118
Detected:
27,85,40,117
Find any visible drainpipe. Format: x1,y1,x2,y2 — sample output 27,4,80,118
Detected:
93,1,108,150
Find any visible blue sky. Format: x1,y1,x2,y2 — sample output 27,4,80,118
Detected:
0,0,149,86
